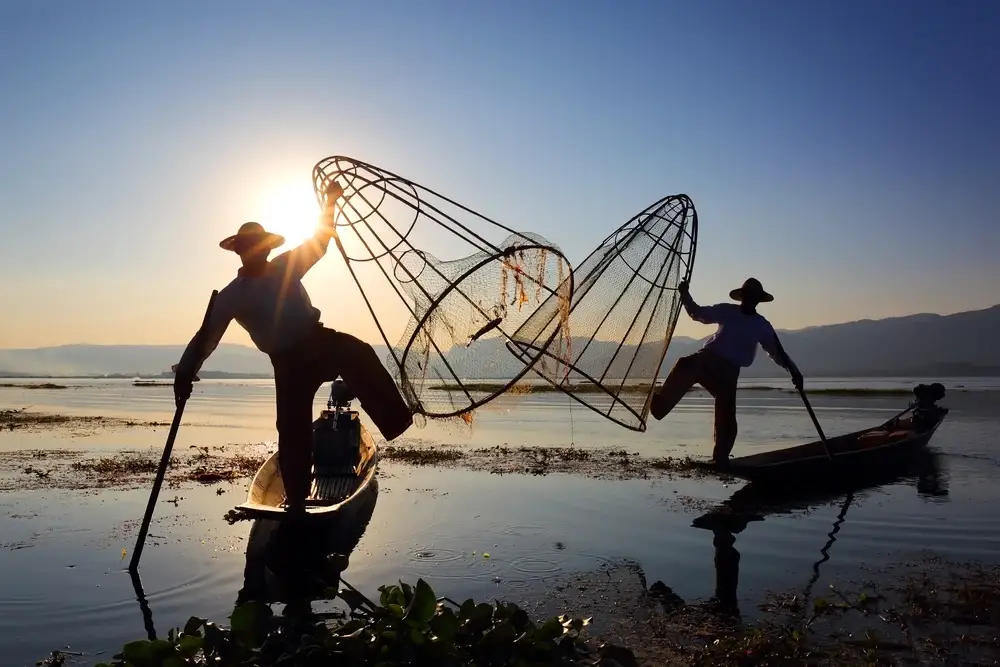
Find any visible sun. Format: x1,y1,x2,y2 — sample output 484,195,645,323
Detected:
258,180,324,247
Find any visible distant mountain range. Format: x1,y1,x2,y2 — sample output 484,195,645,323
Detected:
2,304,999,379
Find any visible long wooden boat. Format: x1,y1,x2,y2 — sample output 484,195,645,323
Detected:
691,447,945,534
235,381,380,520
237,478,380,606
696,383,949,486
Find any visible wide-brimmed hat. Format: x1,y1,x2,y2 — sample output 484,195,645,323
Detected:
219,222,285,253
729,277,773,303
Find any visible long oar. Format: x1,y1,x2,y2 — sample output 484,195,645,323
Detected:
773,333,832,460
129,290,219,572
798,386,832,459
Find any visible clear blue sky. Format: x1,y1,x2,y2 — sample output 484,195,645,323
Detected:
2,0,997,349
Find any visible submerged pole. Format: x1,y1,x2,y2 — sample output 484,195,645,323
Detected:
128,290,218,572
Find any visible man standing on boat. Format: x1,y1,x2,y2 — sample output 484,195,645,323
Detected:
172,181,413,511
649,278,803,466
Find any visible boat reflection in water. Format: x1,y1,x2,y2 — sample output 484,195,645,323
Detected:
129,479,379,642
690,448,949,617
236,477,380,612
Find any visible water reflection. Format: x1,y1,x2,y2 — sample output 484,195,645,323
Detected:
129,570,157,641
130,479,379,637
236,478,379,609
690,449,949,616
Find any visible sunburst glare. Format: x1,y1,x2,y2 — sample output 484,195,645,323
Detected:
258,180,325,247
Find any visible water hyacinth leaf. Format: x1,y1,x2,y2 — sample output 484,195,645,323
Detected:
492,601,513,622
182,617,204,636
480,621,517,649
230,600,271,638
429,608,460,642
464,602,496,633
386,585,406,607
101,577,639,667
536,617,566,642
338,587,370,612
175,635,203,658
460,598,476,618
335,618,366,636
404,578,438,624
510,606,532,629
121,639,175,666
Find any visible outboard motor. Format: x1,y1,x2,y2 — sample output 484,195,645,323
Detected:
911,382,946,430
312,377,363,474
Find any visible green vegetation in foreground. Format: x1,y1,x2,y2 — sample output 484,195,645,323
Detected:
67,561,1000,667
89,578,629,667
430,382,914,397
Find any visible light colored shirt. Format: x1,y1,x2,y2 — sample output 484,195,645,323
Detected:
176,237,330,377
682,294,799,375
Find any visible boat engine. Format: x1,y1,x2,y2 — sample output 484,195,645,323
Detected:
312,378,363,473
911,382,946,430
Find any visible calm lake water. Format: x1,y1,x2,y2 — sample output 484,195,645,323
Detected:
1,377,998,666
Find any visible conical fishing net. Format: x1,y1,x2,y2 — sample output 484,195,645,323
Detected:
508,195,697,431
312,156,573,420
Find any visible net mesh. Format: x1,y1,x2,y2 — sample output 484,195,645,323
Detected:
312,156,573,420
508,195,698,431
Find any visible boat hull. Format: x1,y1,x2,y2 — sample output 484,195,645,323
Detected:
696,404,949,486
235,418,379,521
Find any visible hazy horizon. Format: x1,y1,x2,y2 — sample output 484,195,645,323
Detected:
1,300,997,352
3,1,998,349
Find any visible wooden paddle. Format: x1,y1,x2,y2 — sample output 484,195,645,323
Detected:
772,333,833,460
128,290,219,572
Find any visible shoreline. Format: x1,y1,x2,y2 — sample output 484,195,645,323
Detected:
527,556,1000,666
49,556,999,667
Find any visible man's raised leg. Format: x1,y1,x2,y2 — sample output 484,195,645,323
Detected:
650,354,700,420
316,329,412,441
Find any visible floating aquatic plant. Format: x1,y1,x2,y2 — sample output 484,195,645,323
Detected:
95,577,636,667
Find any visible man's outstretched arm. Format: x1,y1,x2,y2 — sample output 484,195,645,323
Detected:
271,181,344,281
173,295,235,405
679,280,724,325
760,327,803,389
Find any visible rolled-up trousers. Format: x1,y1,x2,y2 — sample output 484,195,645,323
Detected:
649,349,740,464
